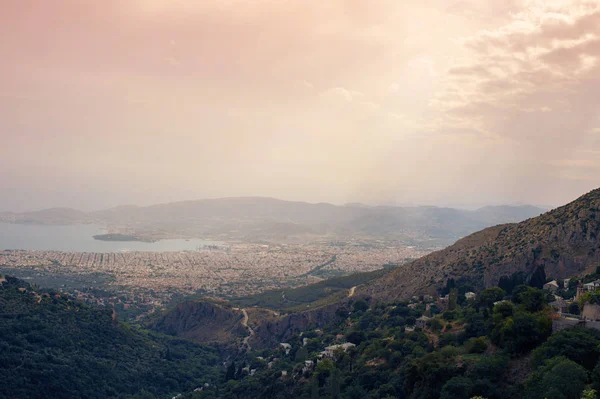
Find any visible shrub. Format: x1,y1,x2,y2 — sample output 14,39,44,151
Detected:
465,337,488,354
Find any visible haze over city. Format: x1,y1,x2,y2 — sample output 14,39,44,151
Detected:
2,0,600,212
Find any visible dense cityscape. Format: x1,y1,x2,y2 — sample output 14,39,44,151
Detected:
0,242,428,312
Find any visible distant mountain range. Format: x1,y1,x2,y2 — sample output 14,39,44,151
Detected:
0,197,547,246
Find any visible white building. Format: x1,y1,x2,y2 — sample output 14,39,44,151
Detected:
320,342,356,358
465,292,477,300
543,280,559,293
280,343,292,355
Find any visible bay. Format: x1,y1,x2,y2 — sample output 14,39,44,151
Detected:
0,223,220,252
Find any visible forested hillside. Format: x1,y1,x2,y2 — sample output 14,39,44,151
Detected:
0,276,221,399
183,282,600,399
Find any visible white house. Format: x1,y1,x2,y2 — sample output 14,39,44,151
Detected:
465,292,477,300
280,343,292,355
302,360,314,373
321,343,356,358
543,280,559,293
584,280,600,291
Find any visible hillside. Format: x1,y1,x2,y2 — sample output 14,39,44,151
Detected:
179,282,600,399
362,188,600,301
149,299,248,344
0,207,90,224
1,197,546,245
230,268,386,311
0,275,221,399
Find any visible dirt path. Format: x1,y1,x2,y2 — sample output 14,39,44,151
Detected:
236,308,254,351
240,308,249,327
348,286,357,297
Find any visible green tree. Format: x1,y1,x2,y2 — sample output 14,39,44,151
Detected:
429,318,443,332
330,368,341,399
493,301,514,318
295,346,308,363
581,389,597,399
511,284,531,303
525,357,587,399
335,306,349,319
310,375,320,399
478,287,506,308
440,377,473,399
529,265,547,289
225,362,236,381
533,328,600,370
449,289,459,311
591,360,600,391
465,337,488,354
518,287,546,312
345,330,367,345
353,300,369,312
492,311,551,354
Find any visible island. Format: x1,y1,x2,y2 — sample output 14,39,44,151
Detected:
92,234,156,243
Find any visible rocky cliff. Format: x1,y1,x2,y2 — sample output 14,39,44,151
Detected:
361,188,600,301
250,303,341,349
149,299,248,344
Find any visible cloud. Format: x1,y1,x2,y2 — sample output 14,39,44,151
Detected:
430,0,600,143
2,0,599,209
320,87,360,103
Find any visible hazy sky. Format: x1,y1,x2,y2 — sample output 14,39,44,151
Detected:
1,0,599,211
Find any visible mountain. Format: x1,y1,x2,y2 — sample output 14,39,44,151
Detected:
361,188,600,301
0,207,90,224
1,197,546,245
473,205,546,225
0,275,221,398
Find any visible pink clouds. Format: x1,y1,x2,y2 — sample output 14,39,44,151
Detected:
432,1,600,130
0,0,599,211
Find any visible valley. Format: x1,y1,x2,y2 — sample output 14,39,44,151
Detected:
1,188,600,399
0,198,545,321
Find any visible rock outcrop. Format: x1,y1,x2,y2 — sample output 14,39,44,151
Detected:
149,300,248,344
250,303,341,349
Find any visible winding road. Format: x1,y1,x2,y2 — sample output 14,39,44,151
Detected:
235,308,254,351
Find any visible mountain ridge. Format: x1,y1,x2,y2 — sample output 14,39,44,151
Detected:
0,197,547,245
361,188,600,300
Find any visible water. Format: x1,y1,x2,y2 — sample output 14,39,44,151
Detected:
0,223,221,252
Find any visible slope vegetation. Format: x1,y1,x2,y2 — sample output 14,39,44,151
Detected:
0,276,220,399
230,268,386,311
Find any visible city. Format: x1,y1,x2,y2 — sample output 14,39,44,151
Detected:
0,242,428,312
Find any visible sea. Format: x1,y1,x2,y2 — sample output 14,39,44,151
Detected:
0,223,220,252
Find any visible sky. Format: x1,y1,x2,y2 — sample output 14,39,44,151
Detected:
1,0,599,211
